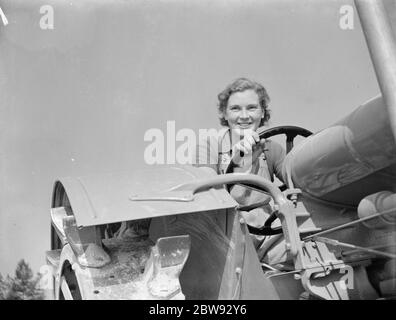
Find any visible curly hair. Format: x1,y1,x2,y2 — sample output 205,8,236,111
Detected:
217,77,271,127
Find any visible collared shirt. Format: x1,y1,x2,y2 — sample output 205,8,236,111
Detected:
194,126,285,182
193,126,288,265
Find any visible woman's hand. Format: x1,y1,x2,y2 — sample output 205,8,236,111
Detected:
228,129,266,204
231,129,266,169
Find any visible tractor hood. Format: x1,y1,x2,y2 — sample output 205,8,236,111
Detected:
51,165,238,227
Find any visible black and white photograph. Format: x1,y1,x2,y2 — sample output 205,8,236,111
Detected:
0,0,396,302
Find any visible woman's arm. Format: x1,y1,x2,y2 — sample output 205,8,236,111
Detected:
265,140,286,183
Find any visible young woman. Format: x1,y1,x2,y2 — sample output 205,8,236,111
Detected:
195,77,287,265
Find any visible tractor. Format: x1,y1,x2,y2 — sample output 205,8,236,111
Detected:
44,0,396,300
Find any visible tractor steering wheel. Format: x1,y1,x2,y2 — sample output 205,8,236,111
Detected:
255,125,313,154
225,125,312,236
225,125,312,175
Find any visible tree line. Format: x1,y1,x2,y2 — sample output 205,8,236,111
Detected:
0,259,44,300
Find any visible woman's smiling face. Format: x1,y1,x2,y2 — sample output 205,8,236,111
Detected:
223,89,264,132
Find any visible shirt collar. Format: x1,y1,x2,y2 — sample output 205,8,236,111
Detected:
218,126,269,154
218,127,232,154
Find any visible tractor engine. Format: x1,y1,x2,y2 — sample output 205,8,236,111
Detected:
281,95,396,299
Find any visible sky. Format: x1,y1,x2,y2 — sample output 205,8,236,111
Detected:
0,0,391,276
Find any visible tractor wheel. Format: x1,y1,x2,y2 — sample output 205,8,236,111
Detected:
58,261,82,300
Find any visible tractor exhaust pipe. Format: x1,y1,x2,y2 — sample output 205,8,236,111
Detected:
355,0,396,143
